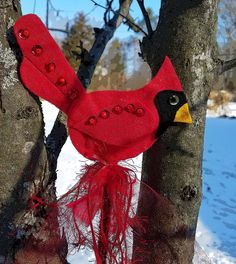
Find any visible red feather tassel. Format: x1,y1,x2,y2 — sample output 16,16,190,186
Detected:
56,162,140,263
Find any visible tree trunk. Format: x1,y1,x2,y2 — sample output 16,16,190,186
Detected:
0,2,66,263
135,0,218,263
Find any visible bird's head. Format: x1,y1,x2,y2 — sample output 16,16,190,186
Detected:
145,57,192,137
154,90,192,136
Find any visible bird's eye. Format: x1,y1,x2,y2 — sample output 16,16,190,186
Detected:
169,95,179,106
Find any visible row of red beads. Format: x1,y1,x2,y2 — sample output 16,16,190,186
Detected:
18,29,67,88
86,104,145,125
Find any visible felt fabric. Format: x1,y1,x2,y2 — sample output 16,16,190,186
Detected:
14,14,184,163
14,14,85,114
13,14,191,264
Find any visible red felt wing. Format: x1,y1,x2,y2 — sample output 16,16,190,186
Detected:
13,14,85,114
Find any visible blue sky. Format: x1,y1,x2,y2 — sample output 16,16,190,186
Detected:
21,0,161,39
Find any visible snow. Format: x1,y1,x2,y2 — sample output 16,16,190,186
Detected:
42,101,236,264
207,102,236,118
196,118,236,264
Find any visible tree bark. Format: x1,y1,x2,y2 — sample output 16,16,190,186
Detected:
0,2,66,263
135,0,218,263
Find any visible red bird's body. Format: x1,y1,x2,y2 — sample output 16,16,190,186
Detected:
13,14,192,264
68,88,159,162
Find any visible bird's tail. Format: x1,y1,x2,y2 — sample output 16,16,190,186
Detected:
60,161,141,264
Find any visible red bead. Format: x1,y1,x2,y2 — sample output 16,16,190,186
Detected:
18,29,30,39
87,116,97,125
99,110,110,119
32,45,43,56
112,105,123,114
68,88,79,100
45,62,56,73
56,77,67,86
125,104,135,113
135,107,145,117
69,92,78,100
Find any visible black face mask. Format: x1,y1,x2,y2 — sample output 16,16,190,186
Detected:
154,90,187,137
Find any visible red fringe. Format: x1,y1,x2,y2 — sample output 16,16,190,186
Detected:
57,162,140,263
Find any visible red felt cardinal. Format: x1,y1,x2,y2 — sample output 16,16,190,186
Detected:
14,14,192,264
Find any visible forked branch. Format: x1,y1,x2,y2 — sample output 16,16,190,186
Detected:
137,0,153,36
90,0,147,36
217,57,236,75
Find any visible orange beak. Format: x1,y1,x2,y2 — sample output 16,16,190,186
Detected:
174,103,192,124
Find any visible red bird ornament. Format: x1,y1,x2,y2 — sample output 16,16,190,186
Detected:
14,14,192,264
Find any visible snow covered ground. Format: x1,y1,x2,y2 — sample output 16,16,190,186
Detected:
196,118,236,264
42,101,236,264
207,102,236,118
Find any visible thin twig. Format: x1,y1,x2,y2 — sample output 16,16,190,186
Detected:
90,0,147,36
123,13,142,33
137,0,153,36
122,16,146,35
104,0,114,23
48,27,69,35
218,57,236,75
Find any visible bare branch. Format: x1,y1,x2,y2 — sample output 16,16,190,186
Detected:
123,14,141,33
217,57,236,75
123,14,146,34
90,0,147,37
137,0,153,36
78,0,134,88
46,111,67,171
48,27,69,35
104,0,114,24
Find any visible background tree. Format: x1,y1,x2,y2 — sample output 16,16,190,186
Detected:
62,14,127,91
1,0,236,263
62,12,94,71
99,38,127,90
212,0,236,104
218,0,236,44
